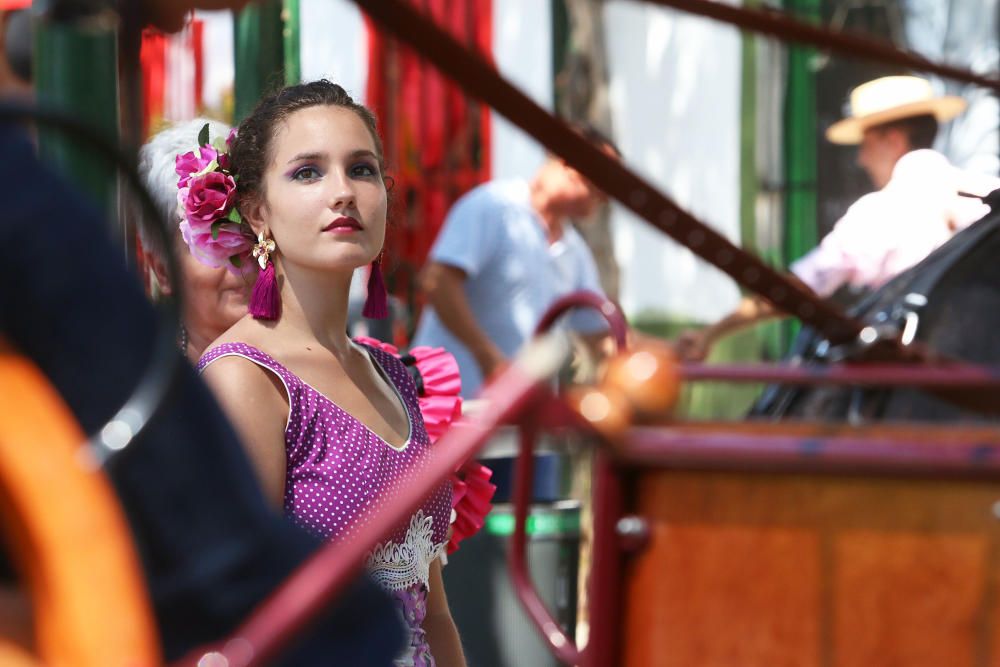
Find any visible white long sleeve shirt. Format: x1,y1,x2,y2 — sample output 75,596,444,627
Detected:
790,149,1000,298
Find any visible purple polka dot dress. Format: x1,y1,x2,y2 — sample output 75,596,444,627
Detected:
199,341,453,666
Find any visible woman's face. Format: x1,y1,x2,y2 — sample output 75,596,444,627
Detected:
257,105,387,275
178,236,252,345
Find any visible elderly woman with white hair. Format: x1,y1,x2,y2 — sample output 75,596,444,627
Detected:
139,117,255,362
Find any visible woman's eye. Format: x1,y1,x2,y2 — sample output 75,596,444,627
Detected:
350,163,378,178
293,166,321,181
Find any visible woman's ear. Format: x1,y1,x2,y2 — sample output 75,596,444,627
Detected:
240,197,267,236
146,249,173,297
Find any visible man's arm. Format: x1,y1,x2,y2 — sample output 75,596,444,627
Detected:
420,262,506,379
676,295,781,361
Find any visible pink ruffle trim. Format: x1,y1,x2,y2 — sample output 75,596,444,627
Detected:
407,345,462,398
355,337,464,445
448,460,496,555
355,336,495,554
354,335,399,356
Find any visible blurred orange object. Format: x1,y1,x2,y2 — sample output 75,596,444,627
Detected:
0,353,160,666
604,342,682,417
566,385,633,440
0,1,29,10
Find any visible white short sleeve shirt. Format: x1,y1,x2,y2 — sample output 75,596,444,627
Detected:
412,179,606,397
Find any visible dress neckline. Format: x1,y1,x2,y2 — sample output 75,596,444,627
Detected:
204,341,413,451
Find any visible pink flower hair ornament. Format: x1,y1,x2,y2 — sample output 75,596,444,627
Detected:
175,124,253,274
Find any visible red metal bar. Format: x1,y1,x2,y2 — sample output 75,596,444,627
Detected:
647,0,1000,93
682,362,1000,388
174,362,553,667
508,412,581,665
350,0,865,347
534,290,629,351
584,448,625,667
622,424,1000,478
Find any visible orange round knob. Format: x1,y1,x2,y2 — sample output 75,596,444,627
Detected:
604,342,682,416
566,385,633,439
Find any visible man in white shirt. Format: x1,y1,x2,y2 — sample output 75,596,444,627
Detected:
412,126,617,397
678,75,1000,361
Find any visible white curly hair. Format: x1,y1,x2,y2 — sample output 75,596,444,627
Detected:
137,117,232,257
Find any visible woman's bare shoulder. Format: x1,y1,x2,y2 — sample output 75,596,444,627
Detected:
201,322,286,401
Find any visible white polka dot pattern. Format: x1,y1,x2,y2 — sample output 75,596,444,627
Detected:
198,341,453,581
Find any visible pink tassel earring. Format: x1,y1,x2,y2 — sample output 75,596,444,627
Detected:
363,255,388,319
250,232,280,320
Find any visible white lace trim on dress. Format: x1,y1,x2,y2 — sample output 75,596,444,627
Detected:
366,510,445,592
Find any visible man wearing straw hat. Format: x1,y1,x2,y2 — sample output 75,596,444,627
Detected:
678,75,1000,362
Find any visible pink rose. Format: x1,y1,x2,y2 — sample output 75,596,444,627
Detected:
179,219,254,273
183,170,237,232
175,145,219,188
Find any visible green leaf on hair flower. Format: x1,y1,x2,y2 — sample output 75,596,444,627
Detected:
211,220,224,240
226,207,242,224
229,255,243,268
198,123,210,147
192,158,219,179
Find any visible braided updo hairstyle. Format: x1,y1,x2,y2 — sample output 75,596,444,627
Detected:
228,79,385,217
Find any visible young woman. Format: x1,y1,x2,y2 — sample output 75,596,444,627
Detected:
192,81,466,666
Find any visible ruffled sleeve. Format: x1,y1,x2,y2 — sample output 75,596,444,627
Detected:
357,336,496,554
447,460,495,554
403,344,496,554
402,346,463,444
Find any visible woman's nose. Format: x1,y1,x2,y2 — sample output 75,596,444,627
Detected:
329,175,357,209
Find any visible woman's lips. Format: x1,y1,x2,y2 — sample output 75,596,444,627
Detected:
323,216,363,233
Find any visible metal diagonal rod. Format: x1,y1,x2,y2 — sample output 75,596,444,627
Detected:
646,0,1000,92
351,0,863,344
682,362,1000,388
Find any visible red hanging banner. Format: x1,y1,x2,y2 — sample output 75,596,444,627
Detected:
365,0,493,319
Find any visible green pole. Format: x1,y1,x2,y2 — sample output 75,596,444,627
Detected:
782,0,820,342
234,1,285,122
283,0,301,86
34,13,119,215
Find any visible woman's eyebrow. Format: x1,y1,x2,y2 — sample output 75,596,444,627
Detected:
286,151,327,164
348,149,378,160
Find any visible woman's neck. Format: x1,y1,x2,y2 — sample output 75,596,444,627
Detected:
184,325,216,364
272,258,355,356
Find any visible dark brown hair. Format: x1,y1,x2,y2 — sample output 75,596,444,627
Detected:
874,113,939,150
229,79,385,213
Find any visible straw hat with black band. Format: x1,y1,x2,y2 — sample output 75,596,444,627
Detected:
826,75,967,145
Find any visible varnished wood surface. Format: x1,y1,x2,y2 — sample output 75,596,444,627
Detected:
622,471,1000,667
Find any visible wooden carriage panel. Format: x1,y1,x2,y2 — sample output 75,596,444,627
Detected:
622,471,1000,667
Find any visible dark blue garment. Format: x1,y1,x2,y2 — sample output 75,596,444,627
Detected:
0,125,403,664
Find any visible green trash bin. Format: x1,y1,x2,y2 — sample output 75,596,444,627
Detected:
442,500,581,667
